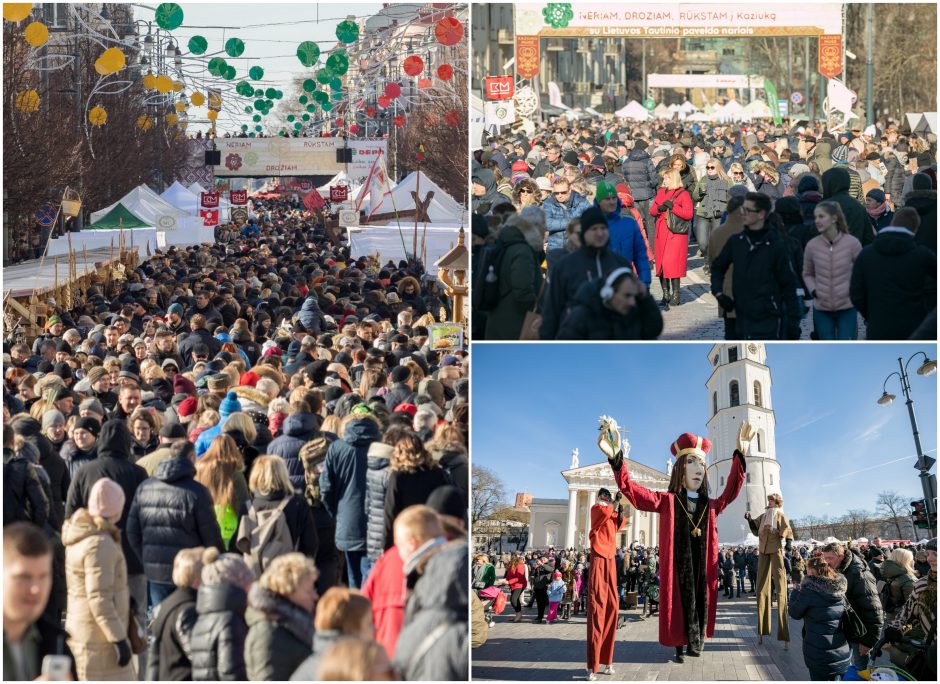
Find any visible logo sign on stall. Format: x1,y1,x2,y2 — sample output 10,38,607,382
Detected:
818,35,843,78
790,91,804,105
330,186,349,202
229,190,248,205
200,192,220,208
200,209,219,227
485,76,514,100
35,204,56,226
515,35,540,79
778,99,789,117
231,208,248,223
339,209,359,226
643,97,656,111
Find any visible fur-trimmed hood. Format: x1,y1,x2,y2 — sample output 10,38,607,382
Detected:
62,508,121,546
247,583,314,647
232,385,270,411
800,573,847,597
902,188,937,210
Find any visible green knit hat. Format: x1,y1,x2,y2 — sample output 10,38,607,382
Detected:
594,181,617,201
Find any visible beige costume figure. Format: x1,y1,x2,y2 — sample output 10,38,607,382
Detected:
745,493,793,645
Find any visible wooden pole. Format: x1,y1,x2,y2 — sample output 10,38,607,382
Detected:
412,169,420,260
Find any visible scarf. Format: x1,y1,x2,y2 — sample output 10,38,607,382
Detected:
760,507,782,533
866,201,888,218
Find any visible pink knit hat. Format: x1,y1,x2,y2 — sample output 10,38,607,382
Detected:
88,478,125,522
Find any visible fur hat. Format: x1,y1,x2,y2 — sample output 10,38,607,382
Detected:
87,477,125,522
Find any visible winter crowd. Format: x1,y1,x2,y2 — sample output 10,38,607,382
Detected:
472,117,936,341
2,196,470,681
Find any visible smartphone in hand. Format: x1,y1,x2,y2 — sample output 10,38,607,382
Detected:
41,654,72,681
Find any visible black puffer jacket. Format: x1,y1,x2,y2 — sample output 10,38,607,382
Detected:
64,420,148,574
244,584,314,681
59,440,97,481
266,413,321,491
836,549,884,647
13,419,70,529
190,582,248,681
148,586,199,681
126,456,224,583
788,574,850,678
884,153,908,204
365,443,392,561
620,148,660,201
556,277,664,340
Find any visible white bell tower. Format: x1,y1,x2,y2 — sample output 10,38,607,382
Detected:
705,343,782,543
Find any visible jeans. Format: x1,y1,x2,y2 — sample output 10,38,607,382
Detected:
736,569,745,594
634,198,655,248
813,307,858,340
148,581,175,609
850,642,872,670
694,216,721,257
344,550,370,589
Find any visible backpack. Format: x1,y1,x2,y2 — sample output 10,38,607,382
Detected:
235,498,296,576
471,241,505,313
878,579,898,614
299,435,333,508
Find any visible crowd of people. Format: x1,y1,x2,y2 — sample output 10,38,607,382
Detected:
472,116,936,340
2,195,470,681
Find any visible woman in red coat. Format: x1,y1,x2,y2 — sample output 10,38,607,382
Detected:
651,168,694,308
598,417,754,664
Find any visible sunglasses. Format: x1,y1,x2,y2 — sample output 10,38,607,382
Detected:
706,166,716,170
520,188,533,194
553,190,569,196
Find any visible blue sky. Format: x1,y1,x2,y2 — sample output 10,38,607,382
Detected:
472,344,938,521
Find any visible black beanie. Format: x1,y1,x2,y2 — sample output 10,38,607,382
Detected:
74,416,101,438
579,207,608,238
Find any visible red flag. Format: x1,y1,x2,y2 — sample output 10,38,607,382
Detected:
330,186,348,202
200,192,219,208
303,188,325,212
229,190,248,205
200,208,219,226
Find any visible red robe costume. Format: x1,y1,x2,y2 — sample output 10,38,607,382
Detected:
586,501,627,672
612,451,745,647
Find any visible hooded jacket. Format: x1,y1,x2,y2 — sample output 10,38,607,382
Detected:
620,148,660,200
850,228,936,339
365,442,392,561
788,573,851,678
244,584,314,681
822,168,873,246
190,582,248,681
148,586,198,681
880,558,916,617
600,198,651,286
297,295,326,336
902,188,937,255
836,550,884,647
320,417,381,552
64,420,148,575
62,509,134,681
126,456,224,583
266,413,321,491
483,219,545,340
556,277,663,341
472,169,505,215
60,440,98,482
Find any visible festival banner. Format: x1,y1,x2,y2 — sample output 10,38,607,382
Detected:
200,192,220,209
229,190,248,205
330,186,349,202
213,139,388,177
302,188,325,212
818,34,843,78
515,35,540,79
763,79,783,125
485,75,514,100
485,100,516,127
200,208,219,227
355,149,393,218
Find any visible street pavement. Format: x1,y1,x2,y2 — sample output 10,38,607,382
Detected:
472,586,810,681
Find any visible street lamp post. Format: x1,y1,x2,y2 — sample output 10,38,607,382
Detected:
878,351,938,538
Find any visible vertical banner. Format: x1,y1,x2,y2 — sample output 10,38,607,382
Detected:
516,35,540,79
764,79,783,125
200,209,219,227
200,192,220,209
817,35,843,78
229,190,248,205
485,76,515,100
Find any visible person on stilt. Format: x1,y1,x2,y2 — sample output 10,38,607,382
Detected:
746,492,793,649
585,486,627,681
599,416,754,664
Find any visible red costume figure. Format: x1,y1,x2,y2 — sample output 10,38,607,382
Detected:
586,487,627,681
599,417,754,663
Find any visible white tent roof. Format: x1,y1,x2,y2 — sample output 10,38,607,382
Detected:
368,170,464,223
615,100,651,120
91,184,190,229
722,532,759,547
162,180,232,215
653,103,672,118
743,100,772,116
680,100,698,113
317,171,361,195
716,99,746,123
668,103,680,112
187,182,206,195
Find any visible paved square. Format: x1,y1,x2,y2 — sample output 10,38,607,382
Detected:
472,591,811,681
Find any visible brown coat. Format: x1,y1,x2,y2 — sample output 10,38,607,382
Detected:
747,510,793,555
707,210,746,318
63,509,134,681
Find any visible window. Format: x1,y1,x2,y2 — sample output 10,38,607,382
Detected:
757,432,763,452
712,392,718,416
722,47,736,56
746,473,751,483
720,476,725,487
730,380,740,407
728,347,738,363
769,473,774,485
754,381,763,408
712,354,719,367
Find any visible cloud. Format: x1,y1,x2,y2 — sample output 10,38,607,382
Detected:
854,413,893,441
779,410,836,436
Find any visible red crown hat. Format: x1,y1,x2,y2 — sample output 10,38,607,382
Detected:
511,160,529,173
670,433,712,460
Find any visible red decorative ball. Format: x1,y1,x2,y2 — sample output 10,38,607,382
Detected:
384,83,401,99
403,55,424,77
365,106,376,117
437,64,454,81
444,110,460,126
435,16,463,46
394,115,405,127
417,77,432,90
377,95,391,108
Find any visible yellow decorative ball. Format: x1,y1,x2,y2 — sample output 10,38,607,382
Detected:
136,114,154,130
88,105,107,126
154,75,173,94
165,113,179,126
142,72,156,90
207,109,219,121
23,20,47,46
3,4,33,23
15,89,40,113
94,47,126,75
190,91,205,107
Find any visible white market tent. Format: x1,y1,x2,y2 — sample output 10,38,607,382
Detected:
160,181,199,213
688,112,711,122
743,99,772,118
317,171,361,196
723,532,759,547
668,103,681,112
91,184,189,230
716,99,746,123
346,225,460,275
615,100,651,120
367,170,464,224
653,103,673,119
680,100,698,114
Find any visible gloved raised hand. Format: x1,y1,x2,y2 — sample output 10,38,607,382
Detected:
883,626,905,644
736,422,756,456
113,639,132,667
598,416,623,471
660,199,674,211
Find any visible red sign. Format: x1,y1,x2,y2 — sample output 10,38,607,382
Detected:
485,76,514,101
330,186,349,202
199,209,219,227
516,35,540,79
818,35,843,79
302,188,325,212
200,192,220,209
229,190,247,205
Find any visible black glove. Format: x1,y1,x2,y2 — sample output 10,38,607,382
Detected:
660,199,674,210
113,639,132,667
608,448,623,472
716,294,735,312
785,539,792,553
883,626,905,644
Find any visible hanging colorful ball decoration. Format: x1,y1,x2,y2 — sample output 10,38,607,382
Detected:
335,19,358,44
224,37,245,57
142,72,156,89
299,95,308,104
88,105,107,126
136,114,154,130
296,41,321,67
377,95,391,108
207,110,218,121
223,65,237,80
349,123,359,135
3,4,32,22
165,113,178,125
417,77,432,90
435,16,463,45
365,106,376,117
14,89,39,113
437,64,454,80
444,110,461,126
190,91,206,106
321,101,332,112
208,57,228,76
325,51,348,76
235,82,253,97
384,83,401,99
154,3,184,31
329,77,343,92
94,47,126,75
306,104,315,113
331,90,343,101
188,35,208,54
302,78,316,92
403,55,424,77
316,68,332,85
248,65,264,80
154,75,174,93
23,20,47,46
175,101,186,112
394,115,405,127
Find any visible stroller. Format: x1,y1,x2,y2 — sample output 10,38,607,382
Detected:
478,585,507,627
